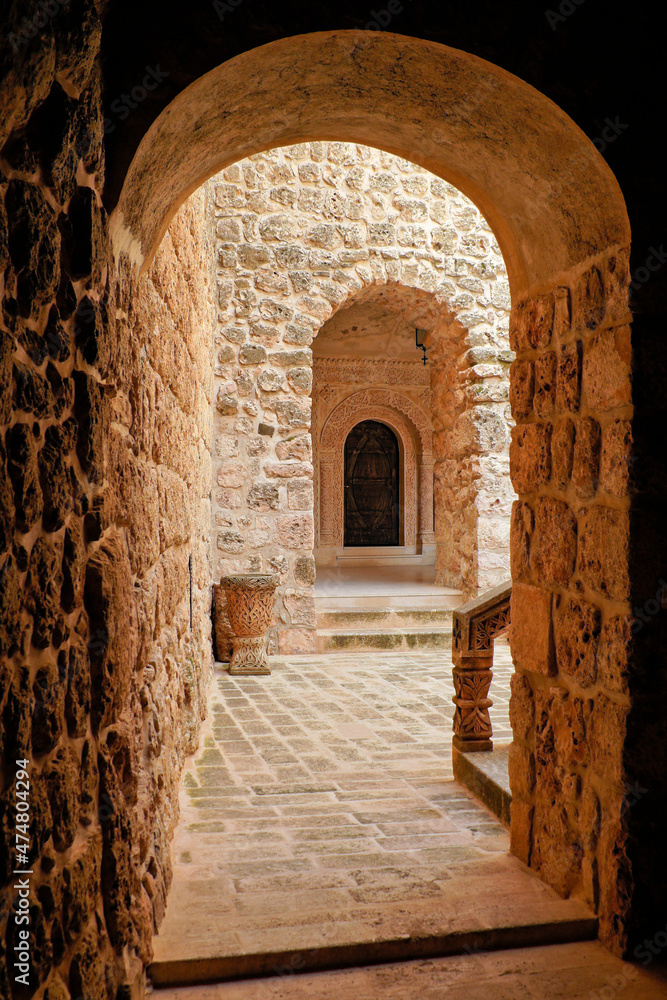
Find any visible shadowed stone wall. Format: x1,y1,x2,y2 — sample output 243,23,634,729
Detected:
0,9,214,993
507,250,634,953
209,143,513,651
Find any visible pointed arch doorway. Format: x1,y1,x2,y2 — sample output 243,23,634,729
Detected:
344,420,400,547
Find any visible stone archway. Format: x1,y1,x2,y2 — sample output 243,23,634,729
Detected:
107,29,636,959
317,394,430,559
111,30,629,300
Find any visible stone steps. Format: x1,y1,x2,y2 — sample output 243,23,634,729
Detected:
149,868,598,988
316,627,453,652
315,605,454,652
316,607,454,628
148,941,667,998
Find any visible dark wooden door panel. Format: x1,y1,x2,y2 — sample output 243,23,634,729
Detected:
344,420,399,547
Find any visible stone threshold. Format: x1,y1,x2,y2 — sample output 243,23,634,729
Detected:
149,911,598,988
452,744,512,827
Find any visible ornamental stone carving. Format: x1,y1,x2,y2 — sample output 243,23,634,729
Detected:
221,574,279,674
451,580,512,751
316,393,432,551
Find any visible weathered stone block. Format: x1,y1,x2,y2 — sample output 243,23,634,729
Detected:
510,582,554,676
43,747,80,852
265,462,313,479
582,326,632,412
276,434,312,461
556,342,582,413
278,628,317,654
247,484,280,511
508,743,535,800
217,461,247,488
287,480,314,510
5,179,61,318
509,359,534,419
32,660,65,756
217,530,245,554
216,488,243,509
84,530,137,731
275,513,314,550
273,398,311,429
510,501,533,580
510,294,554,352
597,614,632,695
553,595,601,687
509,671,535,741
216,388,238,415
532,497,577,587
590,693,627,786
551,419,575,490
600,420,632,498
510,799,534,866
510,423,552,494
258,368,284,391
284,589,317,627
572,416,601,500
577,505,629,601
574,264,605,332
286,367,312,394
294,555,316,586
25,535,63,649
214,183,244,209
6,422,42,532
66,642,90,738
239,343,267,365
533,351,556,417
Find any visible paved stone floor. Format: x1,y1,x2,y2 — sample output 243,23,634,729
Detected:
149,641,667,997
150,643,599,984
153,942,667,999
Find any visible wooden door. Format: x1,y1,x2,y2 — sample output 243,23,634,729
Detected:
344,421,399,546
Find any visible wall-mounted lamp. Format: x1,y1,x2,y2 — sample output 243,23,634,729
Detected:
415,328,428,365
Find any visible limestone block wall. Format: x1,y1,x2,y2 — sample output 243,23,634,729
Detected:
209,142,513,644
507,250,635,952
0,10,214,992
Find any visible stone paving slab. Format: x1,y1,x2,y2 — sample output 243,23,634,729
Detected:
149,644,594,987
150,942,667,999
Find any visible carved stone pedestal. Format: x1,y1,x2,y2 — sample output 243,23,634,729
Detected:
221,574,278,675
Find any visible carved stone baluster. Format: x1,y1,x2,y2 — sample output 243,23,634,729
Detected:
451,581,512,753
452,649,494,751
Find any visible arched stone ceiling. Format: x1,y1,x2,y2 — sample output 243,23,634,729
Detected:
111,30,629,297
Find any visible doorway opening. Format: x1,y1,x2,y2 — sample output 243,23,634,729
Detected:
344,420,400,547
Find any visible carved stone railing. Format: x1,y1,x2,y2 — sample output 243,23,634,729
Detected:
451,580,512,752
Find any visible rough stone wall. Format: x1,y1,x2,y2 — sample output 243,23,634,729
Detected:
110,189,214,966
209,142,513,645
0,8,213,994
507,250,634,953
